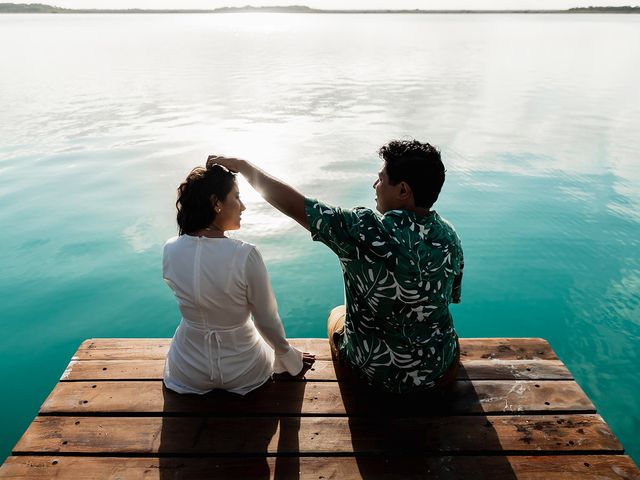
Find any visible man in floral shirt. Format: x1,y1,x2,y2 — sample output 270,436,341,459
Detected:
211,139,464,394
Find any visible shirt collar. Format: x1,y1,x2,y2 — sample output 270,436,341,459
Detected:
384,208,437,223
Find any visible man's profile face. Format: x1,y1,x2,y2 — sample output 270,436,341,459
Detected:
373,164,398,214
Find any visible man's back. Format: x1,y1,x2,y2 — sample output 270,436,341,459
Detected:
305,198,464,394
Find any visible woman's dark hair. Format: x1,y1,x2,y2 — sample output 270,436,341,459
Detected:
176,161,236,235
378,139,445,209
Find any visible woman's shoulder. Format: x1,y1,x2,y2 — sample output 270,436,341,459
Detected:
223,239,264,277
163,235,254,248
163,235,261,261
164,235,181,247
163,235,182,254
226,236,255,248
221,237,257,256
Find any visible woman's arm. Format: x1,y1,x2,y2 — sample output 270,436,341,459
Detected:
245,247,314,376
207,155,308,230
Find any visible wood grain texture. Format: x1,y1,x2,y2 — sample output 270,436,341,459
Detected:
3,456,639,480
39,379,595,416
61,358,572,382
14,414,622,455
72,338,331,361
4,338,638,480
72,337,558,361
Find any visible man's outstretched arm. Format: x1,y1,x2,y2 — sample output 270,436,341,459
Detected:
208,155,308,230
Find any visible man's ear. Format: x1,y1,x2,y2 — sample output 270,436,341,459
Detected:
398,182,412,201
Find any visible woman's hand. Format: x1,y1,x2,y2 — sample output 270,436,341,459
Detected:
207,155,244,173
297,352,316,378
273,352,316,380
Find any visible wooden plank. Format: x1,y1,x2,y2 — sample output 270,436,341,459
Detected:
72,338,332,361
460,338,558,360
2,455,639,480
72,337,558,361
39,380,595,416
457,359,571,380
7,336,639,480
13,414,623,455
60,359,336,382
61,358,572,382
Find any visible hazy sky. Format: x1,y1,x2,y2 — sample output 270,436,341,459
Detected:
30,0,640,10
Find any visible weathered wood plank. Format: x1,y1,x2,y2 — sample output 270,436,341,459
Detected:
460,338,558,360
13,414,622,455
73,338,558,361
72,338,332,361
39,380,594,416
2,455,639,480
61,358,572,382
5,336,638,480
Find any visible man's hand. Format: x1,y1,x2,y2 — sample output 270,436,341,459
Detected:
206,155,244,173
206,153,309,230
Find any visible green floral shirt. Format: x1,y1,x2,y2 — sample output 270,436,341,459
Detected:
305,198,464,394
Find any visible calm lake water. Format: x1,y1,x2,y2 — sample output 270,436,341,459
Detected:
1,13,639,463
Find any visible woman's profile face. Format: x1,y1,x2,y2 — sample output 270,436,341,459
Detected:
215,182,245,231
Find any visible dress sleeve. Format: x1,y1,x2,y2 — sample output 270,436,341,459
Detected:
245,246,303,375
304,197,376,260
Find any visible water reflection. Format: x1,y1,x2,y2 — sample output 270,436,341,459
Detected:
0,12,639,463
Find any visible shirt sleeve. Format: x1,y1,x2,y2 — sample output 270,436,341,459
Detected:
305,197,376,259
245,246,303,375
451,246,464,304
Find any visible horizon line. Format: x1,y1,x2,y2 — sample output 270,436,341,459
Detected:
2,3,640,13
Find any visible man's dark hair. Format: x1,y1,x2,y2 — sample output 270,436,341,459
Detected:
176,163,236,235
378,139,445,209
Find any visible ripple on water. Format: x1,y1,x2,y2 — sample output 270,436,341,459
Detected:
0,12,639,464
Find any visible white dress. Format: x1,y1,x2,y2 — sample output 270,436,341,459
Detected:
162,235,303,395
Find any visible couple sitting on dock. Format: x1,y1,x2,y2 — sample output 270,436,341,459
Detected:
162,138,464,397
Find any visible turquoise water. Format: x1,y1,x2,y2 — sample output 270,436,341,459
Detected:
1,13,639,463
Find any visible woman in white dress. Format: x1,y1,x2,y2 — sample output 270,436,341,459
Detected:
163,160,314,395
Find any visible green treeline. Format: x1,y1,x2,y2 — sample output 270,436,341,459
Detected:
569,5,640,11
0,3,67,12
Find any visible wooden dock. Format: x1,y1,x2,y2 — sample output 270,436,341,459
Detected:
1,337,639,479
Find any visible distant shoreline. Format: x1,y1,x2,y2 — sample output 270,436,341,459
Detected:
1,3,640,14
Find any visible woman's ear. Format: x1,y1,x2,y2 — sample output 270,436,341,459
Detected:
210,195,221,213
